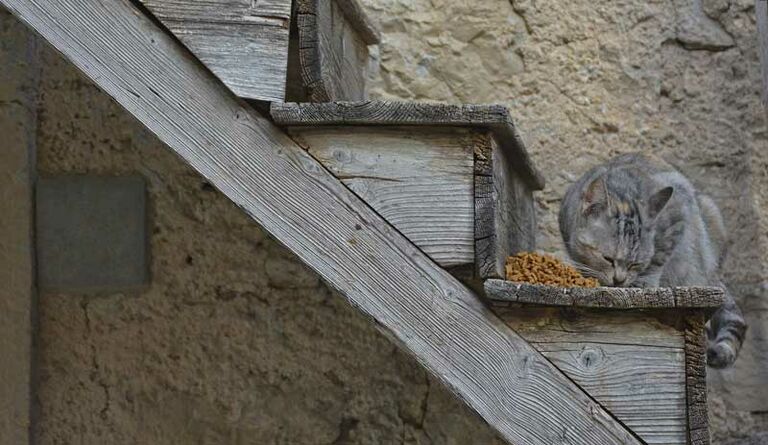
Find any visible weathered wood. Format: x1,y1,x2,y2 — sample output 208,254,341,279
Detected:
489,280,717,442
294,0,376,101
485,280,726,310
271,101,546,190
290,126,475,267
335,0,381,44
2,0,641,443
141,0,291,21
493,306,688,445
758,0,768,117
286,122,537,276
139,0,291,101
475,136,536,278
685,313,710,445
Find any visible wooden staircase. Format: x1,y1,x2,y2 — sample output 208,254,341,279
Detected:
0,0,720,443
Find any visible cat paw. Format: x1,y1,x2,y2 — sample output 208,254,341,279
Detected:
707,342,737,368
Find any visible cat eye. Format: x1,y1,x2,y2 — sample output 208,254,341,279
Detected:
628,263,643,271
602,255,614,264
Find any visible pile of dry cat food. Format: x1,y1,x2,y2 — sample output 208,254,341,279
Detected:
505,252,599,288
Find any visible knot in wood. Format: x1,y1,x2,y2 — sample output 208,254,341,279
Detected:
578,346,604,369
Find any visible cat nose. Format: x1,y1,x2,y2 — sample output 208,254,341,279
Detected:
613,270,627,286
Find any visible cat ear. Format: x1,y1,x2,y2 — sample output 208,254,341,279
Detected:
582,178,607,216
648,186,674,219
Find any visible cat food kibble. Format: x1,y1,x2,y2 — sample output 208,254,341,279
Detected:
505,252,599,288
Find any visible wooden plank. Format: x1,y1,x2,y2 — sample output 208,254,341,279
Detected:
493,134,536,277
494,307,688,445
485,280,726,310
140,0,291,101
271,101,546,190
295,0,372,101
758,0,768,116
289,126,475,267
685,313,710,445
474,136,497,277
474,135,536,279
142,0,291,22
1,0,641,443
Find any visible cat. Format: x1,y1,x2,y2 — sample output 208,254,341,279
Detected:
558,152,746,368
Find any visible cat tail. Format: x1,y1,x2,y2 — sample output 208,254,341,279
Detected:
698,195,746,368
698,193,728,267
706,284,747,368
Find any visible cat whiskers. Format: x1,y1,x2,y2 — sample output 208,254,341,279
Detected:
570,261,609,284
571,262,599,278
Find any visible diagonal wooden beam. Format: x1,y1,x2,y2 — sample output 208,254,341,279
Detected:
0,1,642,443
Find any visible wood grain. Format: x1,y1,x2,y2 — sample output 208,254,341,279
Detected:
335,0,381,44
474,135,536,279
271,100,546,189
2,0,640,443
473,136,497,277
290,126,475,267
142,0,291,22
0,12,36,442
758,0,768,117
494,306,688,445
485,280,726,310
685,313,710,445
140,0,290,101
295,0,373,101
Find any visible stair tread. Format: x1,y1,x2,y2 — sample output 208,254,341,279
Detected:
484,279,725,310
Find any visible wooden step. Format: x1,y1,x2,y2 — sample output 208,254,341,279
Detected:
137,0,380,102
272,101,545,280
288,0,380,101
485,280,722,445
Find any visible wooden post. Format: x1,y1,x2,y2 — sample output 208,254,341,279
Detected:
137,0,293,101
0,0,640,443
293,0,380,101
685,314,710,445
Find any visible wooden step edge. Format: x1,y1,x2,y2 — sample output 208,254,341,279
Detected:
270,100,546,190
484,279,725,311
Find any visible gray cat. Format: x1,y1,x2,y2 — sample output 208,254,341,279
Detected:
559,152,746,368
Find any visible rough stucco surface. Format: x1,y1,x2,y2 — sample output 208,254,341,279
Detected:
1,0,767,443
0,9,36,445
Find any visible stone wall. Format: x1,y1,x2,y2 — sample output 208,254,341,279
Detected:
1,0,767,442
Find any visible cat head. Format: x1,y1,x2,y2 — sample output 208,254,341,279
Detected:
563,177,673,287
